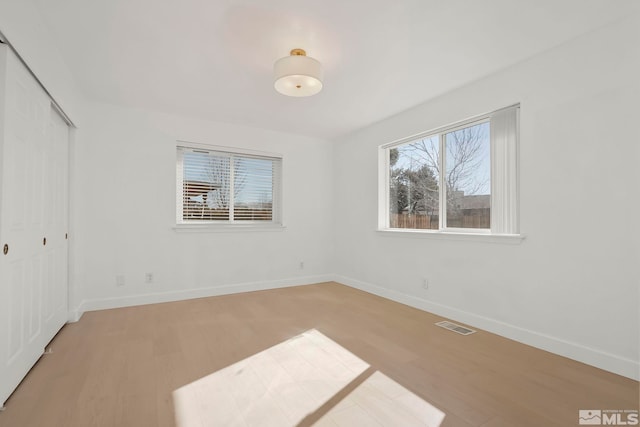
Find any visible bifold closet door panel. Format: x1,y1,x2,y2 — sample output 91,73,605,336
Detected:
41,106,69,343
0,44,69,407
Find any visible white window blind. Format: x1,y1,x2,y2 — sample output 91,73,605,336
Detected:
176,146,282,224
490,106,519,234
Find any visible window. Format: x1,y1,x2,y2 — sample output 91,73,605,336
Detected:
176,144,282,226
380,105,519,235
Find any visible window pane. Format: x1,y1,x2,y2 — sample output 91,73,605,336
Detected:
233,157,273,221
445,122,490,229
389,136,440,229
183,152,230,220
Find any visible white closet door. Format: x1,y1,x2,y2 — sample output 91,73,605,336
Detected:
0,46,69,407
41,107,69,344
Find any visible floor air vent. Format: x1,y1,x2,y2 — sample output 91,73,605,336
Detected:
435,320,476,336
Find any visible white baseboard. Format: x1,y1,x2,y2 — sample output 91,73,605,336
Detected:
67,309,83,323
333,275,640,381
71,274,334,318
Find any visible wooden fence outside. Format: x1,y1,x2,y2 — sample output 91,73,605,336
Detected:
390,213,437,229
390,209,489,230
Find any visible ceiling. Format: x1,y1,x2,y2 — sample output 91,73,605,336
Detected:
33,0,637,140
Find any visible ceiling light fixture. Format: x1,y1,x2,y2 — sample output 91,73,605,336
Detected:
273,48,323,97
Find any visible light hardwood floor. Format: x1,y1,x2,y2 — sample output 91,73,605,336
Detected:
0,282,637,426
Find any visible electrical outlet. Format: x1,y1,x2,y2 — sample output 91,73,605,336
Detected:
145,273,154,283
116,275,125,287
422,278,429,290
299,261,304,269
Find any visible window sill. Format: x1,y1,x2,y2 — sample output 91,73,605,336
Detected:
174,223,286,233
376,228,525,244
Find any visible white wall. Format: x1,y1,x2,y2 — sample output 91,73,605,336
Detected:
0,0,84,125
331,16,640,379
71,102,334,313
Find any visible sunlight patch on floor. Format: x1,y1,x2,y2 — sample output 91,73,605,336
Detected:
173,329,445,426
317,370,446,427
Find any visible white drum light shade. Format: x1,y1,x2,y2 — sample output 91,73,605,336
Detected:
274,49,323,97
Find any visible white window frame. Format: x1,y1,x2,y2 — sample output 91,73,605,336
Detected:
439,117,492,234
175,141,284,232
378,105,523,242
